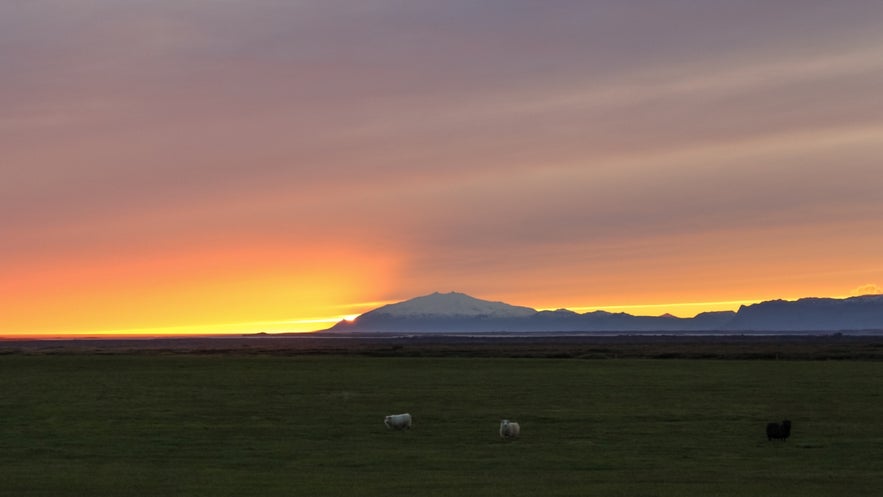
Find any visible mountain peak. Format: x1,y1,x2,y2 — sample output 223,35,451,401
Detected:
365,291,537,319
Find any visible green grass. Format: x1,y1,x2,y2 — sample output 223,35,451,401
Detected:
1,355,882,496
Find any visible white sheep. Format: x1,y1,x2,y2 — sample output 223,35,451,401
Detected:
384,413,412,430
499,419,520,439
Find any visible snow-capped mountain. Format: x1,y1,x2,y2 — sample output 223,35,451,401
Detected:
363,291,536,319
325,292,883,334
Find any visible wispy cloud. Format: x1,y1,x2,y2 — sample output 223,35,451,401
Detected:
851,283,882,296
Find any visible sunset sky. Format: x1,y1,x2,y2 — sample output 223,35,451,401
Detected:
3,1,883,337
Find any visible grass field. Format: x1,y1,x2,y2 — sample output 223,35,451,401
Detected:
1,355,882,496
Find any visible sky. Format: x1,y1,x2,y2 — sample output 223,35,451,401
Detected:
3,0,883,337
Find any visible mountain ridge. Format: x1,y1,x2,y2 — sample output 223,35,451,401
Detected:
325,292,883,334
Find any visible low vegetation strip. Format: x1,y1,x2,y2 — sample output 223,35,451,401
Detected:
1,355,882,496
3,334,883,360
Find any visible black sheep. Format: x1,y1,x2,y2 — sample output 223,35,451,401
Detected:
766,419,792,441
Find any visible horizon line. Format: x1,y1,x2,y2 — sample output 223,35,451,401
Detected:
3,292,879,339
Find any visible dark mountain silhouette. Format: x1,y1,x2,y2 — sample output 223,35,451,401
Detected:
325,291,883,334
724,295,883,331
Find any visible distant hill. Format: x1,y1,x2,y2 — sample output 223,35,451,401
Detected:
325,291,883,334
724,295,883,332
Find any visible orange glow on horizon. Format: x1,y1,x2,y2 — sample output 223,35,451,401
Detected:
0,241,399,338
0,317,339,340
2,236,880,338
4,289,881,338
549,298,768,318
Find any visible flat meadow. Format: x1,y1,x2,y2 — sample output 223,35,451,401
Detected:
1,353,882,496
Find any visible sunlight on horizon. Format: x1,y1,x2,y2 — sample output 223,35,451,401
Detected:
555,299,762,318
0,299,757,338
4,291,880,339
0,316,350,339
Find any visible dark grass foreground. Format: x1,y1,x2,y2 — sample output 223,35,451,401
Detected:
1,355,882,496
4,334,883,360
